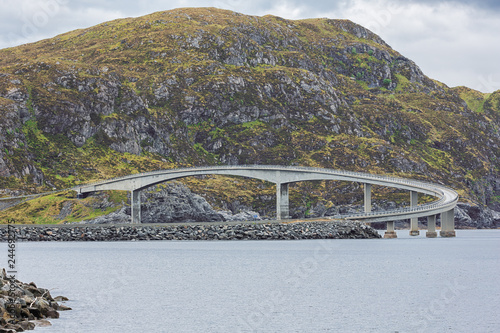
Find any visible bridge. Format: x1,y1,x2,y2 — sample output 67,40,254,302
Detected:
74,165,458,238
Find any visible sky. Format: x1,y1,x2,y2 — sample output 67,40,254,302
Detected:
0,0,499,93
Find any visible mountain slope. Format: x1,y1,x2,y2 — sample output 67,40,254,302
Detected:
0,7,499,218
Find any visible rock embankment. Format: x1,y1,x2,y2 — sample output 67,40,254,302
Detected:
0,269,71,332
0,221,380,242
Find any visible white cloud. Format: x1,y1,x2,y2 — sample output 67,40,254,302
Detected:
55,7,126,31
264,1,308,19
373,1,500,92
276,0,500,92
0,1,126,48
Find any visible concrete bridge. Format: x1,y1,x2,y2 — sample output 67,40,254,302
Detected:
74,165,458,238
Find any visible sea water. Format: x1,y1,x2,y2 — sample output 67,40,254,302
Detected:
9,229,500,332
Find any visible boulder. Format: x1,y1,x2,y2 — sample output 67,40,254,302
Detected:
45,308,60,319
0,271,69,331
18,321,36,330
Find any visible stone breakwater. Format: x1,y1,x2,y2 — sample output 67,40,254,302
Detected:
0,269,71,332
0,221,380,242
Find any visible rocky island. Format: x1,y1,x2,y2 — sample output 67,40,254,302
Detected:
0,7,498,227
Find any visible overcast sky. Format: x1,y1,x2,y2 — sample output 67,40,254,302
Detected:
1,0,499,93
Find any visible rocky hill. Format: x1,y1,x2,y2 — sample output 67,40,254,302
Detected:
0,7,499,225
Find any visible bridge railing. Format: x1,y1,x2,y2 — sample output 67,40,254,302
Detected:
74,164,456,195
72,165,458,220
1,165,458,224
334,195,458,220
75,164,453,193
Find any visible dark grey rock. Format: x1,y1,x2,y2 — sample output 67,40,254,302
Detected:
307,202,328,218
0,269,69,331
456,203,500,229
0,220,380,242
218,210,261,221
140,182,225,223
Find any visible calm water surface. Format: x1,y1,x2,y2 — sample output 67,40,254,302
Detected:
10,230,500,332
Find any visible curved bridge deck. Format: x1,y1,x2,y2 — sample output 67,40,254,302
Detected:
74,165,458,238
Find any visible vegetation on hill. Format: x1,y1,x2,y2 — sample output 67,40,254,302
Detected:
0,7,498,223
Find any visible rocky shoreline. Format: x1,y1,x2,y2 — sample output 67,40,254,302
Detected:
0,220,381,242
0,269,71,332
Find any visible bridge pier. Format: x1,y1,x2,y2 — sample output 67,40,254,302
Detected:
276,183,290,220
384,221,397,238
440,208,456,237
426,214,437,238
364,183,372,213
409,191,420,236
131,190,141,224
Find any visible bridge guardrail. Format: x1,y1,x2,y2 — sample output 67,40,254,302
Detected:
1,165,458,224
74,164,457,194
75,164,451,191
336,195,458,220
72,164,458,222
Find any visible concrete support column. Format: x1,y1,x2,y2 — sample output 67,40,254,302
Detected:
440,208,456,237
426,214,437,238
409,191,420,236
131,190,141,224
384,221,397,238
364,183,372,213
276,183,289,220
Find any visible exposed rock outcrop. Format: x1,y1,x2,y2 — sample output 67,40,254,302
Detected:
140,182,224,223
455,203,500,229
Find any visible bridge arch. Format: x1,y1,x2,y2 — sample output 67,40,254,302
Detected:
74,165,458,238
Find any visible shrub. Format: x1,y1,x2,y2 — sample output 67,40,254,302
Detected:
383,78,392,87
